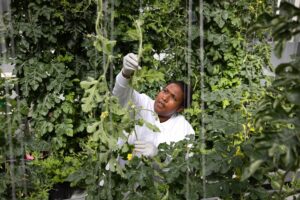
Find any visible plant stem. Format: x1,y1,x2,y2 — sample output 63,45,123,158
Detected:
95,0,103,36
135,20,143,62
279,170,289,198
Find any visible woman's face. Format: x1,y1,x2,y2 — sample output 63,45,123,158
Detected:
154,83,184,121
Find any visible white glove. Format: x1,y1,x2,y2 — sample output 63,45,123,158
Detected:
122,53,140,78
134,140,158,157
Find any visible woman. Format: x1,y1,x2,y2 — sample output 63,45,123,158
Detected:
113,53,195,157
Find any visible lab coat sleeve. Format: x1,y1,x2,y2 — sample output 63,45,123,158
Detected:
112,72,145,108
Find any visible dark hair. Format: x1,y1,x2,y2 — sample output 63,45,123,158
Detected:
167,81,193,109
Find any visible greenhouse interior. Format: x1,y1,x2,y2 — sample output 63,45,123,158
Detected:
0,0,300,199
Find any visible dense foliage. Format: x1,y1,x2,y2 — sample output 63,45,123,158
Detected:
1,0,299,199
242,2,300,199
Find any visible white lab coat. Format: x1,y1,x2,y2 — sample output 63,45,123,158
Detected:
112,72,195,147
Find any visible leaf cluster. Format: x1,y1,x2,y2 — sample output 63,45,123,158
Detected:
242,3,300,197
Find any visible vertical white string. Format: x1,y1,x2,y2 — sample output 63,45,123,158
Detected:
109,0,114,93
109,0,115,198
186,0,193,199
199,0,206,198
5,82,16,200
7,0,27,196
105,0,114,198
1,1,16,199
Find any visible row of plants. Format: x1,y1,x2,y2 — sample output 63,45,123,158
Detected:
0,0,299,199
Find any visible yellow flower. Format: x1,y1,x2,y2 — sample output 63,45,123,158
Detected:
127,153,133,161
249,5,255,12
235,146,244,157
100,111,109,120
222,99,230,109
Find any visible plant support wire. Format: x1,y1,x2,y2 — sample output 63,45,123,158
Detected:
186,0,193,198
199,0,206,198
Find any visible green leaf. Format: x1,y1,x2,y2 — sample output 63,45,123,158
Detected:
87,122,101,133
80,77,98,89
241,160,264,181
80,76,108,113
94,35,116,55
126,29,139,41
144,121,160,132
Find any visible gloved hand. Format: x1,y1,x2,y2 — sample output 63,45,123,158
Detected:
122,53,140,78
134,140,158,157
